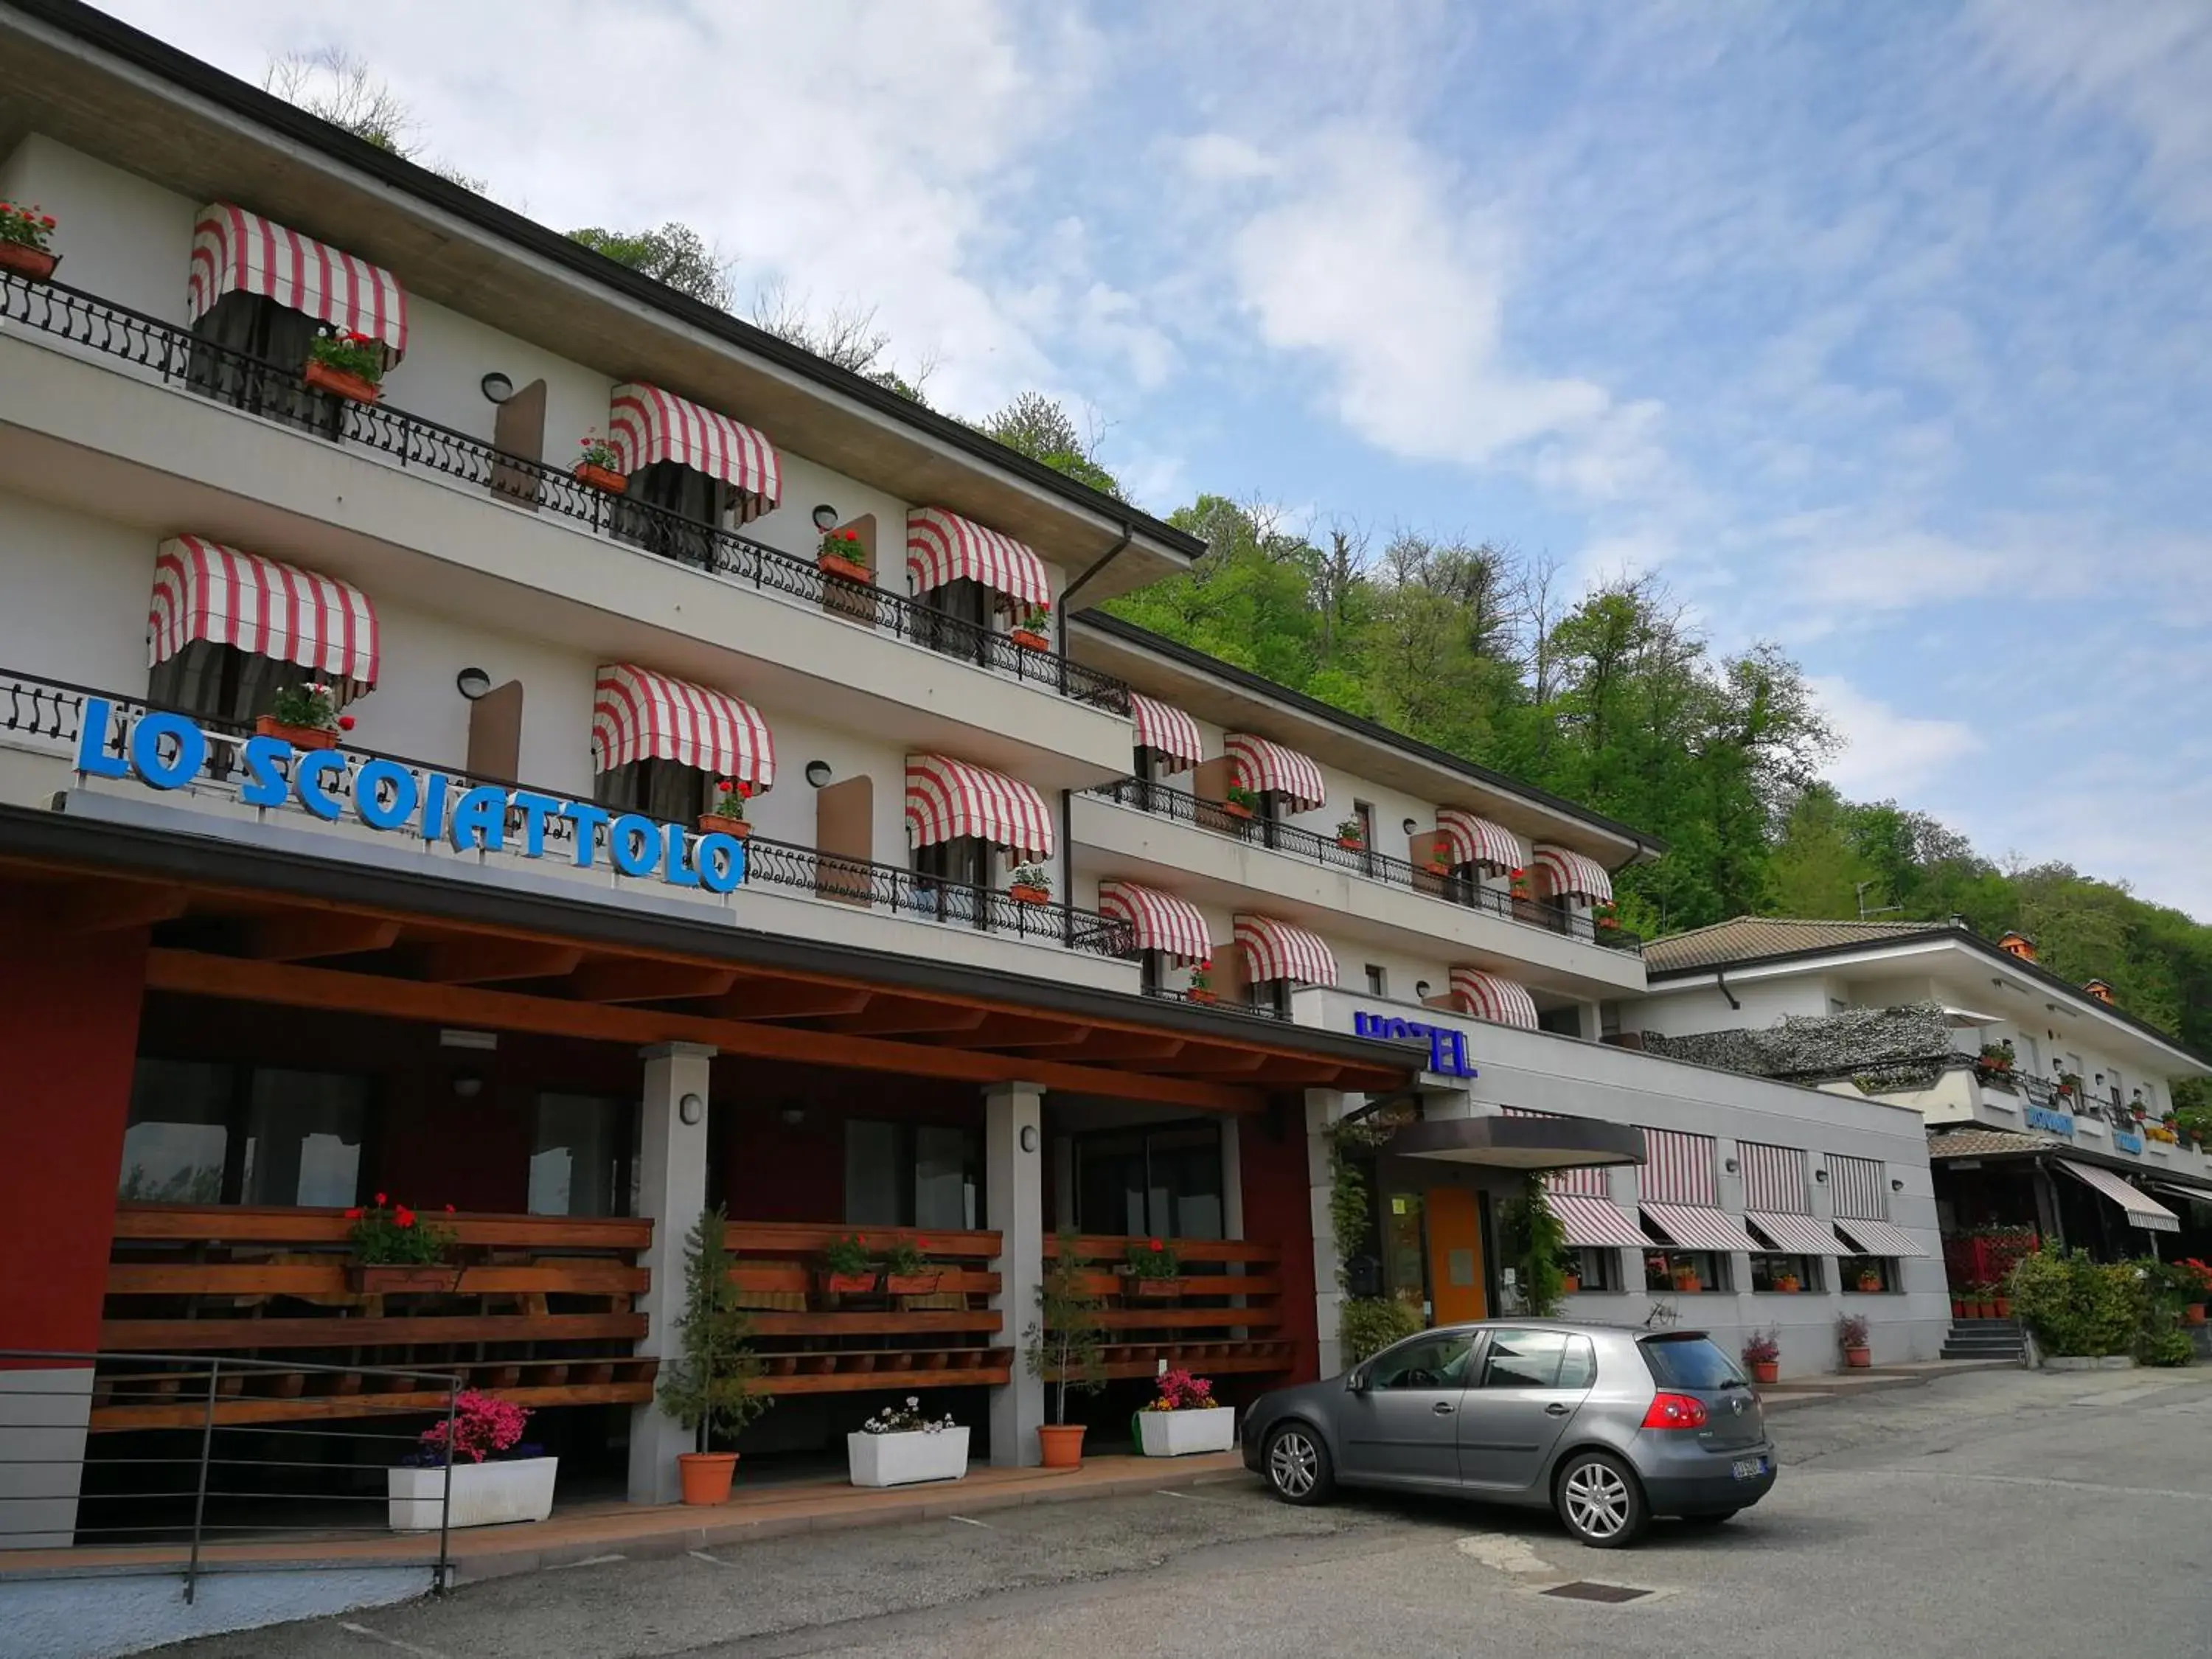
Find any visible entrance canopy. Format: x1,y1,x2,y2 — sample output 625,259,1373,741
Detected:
2057,1158,2180,1234
1383,1113,1646,1172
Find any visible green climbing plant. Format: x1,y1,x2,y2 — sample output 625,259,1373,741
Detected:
1498,1175,1569,1318
1326,1110,1418,1363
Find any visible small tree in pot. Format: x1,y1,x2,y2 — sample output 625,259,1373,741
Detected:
656,1206,773,1504
1025,1226,1106,1467
1837,1311,1873,1370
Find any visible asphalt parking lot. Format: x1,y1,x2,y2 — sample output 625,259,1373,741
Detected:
150,1365,2212,1658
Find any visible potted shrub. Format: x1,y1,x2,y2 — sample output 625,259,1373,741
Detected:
1138,1368,1234,1457
344,1195,458,1294
849,1397,969,1487
821,1233,880,1298
1025,1225,1106,1468
1952,1295,1968,1320
1508,866,1531,899
1009,604,1051,651
1742,1328,1781,1387
1334,816,1366,852
1838,1311,1872,1369
657,1206,771,1505
1992,1290,2013,1319
700,777,755,840
818,527,872,585
880,1237,942,1297
303,326,386,404
256,681,355,751
2178,1259,2212,1326
1121,1237,1183,1299
1856,1267,1885,1293
1670,1260,1702,1293
0,200,59,282
1186,959,1217,1004
1218,785,1258,822
1774,1271,1801,1294
1560,1267,1582,1295
1594,904,1623,933
1008,863,1052,905
387,1391,556,1531
574,431,627,495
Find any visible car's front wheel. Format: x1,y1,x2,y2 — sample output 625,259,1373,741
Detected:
1554,1450,1649,1548
1263,1422,1333,1506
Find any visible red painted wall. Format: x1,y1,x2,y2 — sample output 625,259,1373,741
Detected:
1241,1095,1320,1384
0,921,149,1364
716,1059,981,1224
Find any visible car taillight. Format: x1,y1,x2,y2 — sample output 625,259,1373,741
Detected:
1641,1391,1709,1430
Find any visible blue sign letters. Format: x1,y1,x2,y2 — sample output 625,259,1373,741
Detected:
2023,1104,2076,1139
2112,1128,2143,1155
75,698,747,893
1352,1009,1478,1078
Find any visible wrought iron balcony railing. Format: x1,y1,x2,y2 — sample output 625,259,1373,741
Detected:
0,271,1131,717
1084,776,1644,955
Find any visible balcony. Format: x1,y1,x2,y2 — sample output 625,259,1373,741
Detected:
0,670,1138,974
0,271,1130,720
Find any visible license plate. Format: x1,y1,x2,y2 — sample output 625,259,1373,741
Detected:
1731,1457,1768,1480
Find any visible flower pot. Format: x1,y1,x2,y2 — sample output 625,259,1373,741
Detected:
573,461,628,495
348,1264,458,1295
1992,1296,2011,1319
1843,1346,1872,1369
1217,801,1253,821
1858,1278,1883,1294
303,357,382,404
1186,988,1217,1004
678,1450,738,1506
1672,1271,1701,1293
1952,1298,1967,1319
1750,1360,1780,1386
883,1273,942,1296
1126,1276,1183,1300
1037,1423,1087,1468
0,242,58,282
388,1455,557,1531
254,714,339,751
1009,884,1051,905
818,552,873,585
1561,1274,1582,1295
821,1271,880,1296
1009,628,1050,651
1336,837,1365,852
1138,1405,1235,1458
697,815,751,839
1775,1278,1800,1295
2186,1304,2208,1326
848,1425,970,1487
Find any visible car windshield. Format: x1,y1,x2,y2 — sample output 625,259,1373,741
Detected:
1640,1334,1746,1391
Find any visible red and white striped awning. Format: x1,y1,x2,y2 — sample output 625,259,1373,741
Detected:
1533,845,1614,903
1130,693,1205,771
2053,1161,2177,1237
1831,1217,1933,1256
905,507,1052,611
1747,1212,1846,1256
1436,810,1528,873
1553,1194,1657,1251
1226,734,1326,812
1096,882,1211,964
1740,1141,1809,1214
607,384,781,522
1641,1203,1762,1254
149,536,379,700
905,754,1054,858
590,664,775,787
1447,967,1539,1030
1641,1127,1717,1206
1233,914,1337,987
187,204,408,361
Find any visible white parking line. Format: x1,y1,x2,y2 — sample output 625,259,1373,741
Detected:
338,1622,451,1658
945,1514,993,1528
689,1548,732,1565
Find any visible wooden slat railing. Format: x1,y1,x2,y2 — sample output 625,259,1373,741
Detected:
722,1221,1010,1394
1043,1235,1294,1381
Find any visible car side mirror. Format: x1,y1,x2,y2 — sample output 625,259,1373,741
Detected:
1345,1368,1368,1394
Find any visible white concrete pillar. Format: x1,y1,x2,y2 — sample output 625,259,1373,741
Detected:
1306,1088,1350,1379
1220,1118,1245,1242
627,1041,715,1505
986,1080,1046,1467
0,1366,93,1548
1577,1001,1604,1042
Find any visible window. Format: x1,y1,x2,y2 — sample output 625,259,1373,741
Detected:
1644,1249,1730,1293
615,460,733,566
1140,950,1166,995
528,1093,637,1217
1478,1328,1594,1390
594,758,713,824
1537,1005,1582,1037
187,289,324,426
920,576,990,657
1566,1247,1618,1293
1364,964,1387,997
149,638,312,731
1366,1331,1475,1390
1750,1253,1822,1293
1640,1333,1747,1391
912,836,990,925
1074,1122,1223,1240
119,1057,369,1207
845,1120,983,1230
1840,1256,1898,1293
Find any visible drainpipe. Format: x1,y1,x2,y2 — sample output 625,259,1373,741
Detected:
1054,521,1135,651
1714,969,1742,1012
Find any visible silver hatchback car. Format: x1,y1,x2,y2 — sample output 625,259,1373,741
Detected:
1241,1320,1775,1548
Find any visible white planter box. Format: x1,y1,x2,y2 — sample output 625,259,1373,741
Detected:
1138,1406,1236,1457
847,1426,970,1487
387,1455,557,1531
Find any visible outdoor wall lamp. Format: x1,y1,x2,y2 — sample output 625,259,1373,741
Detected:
479,371,514,404
1724,1156,1740,1175
804,759,833,788
1891,1178,1905,1192
1020,1124,1039,1153
780,1105,807,1127
811,504,839,531
456,667,493,700
678,1093,705,1126
1814,1167,1829,1183
451,1071,484,1099
1413,980,1431,999
1402,817,1419,836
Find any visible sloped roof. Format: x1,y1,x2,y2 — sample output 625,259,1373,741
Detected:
1925,1127,2060,1161
1643,916,1946,974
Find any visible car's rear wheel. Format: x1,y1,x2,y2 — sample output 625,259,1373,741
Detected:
1263,1422,1332,1506
1554,1450,1648,1548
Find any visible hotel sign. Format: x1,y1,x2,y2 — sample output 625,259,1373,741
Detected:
2023,1104,2076,1139
1352,1009,1478,1079
74,700,748,892
2112,1127,2144,1155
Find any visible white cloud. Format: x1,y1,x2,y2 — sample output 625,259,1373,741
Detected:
1810,676,1983,799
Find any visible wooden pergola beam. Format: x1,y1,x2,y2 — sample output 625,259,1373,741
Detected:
420,938,586,984
33,880,189,934
243,913,403,962
707,982,875,1021
821,999,991,1037
565,959,740,1004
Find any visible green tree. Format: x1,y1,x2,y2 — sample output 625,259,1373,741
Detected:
567,223,735,310
980,392,1124,498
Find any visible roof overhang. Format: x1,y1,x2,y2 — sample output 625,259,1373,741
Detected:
1382,1113,1647,1171
0,1,1200,602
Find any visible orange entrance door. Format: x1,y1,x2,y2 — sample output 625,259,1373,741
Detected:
1425,1186,1486,1324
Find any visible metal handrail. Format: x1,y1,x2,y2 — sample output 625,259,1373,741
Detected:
1,668,1135,960
1085,776,1645,955
0,1350,458,1601
1140,983,1290,1020
0,270,1131,716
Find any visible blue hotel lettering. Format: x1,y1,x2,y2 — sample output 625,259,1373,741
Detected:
75,699,747,892
2023,1104,2076,1139
1352,1010,1477,1078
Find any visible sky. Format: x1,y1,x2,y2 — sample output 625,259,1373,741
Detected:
103,0,2212,918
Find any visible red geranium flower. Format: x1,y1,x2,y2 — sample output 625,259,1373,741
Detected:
337,714,356,731
376,1192,388,1206
396,1206,416,1227
445,1204,456,1213
1149,1238,1164,1253
344,1207,364,1220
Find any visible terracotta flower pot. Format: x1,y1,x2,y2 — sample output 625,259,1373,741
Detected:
1127,1277,1183,1300
821,1272,879,1296
1037,1424,1087,1469
818,552,873,585
574,461,628,495
1009,628,1050,651
1751,1360,1779,1386
303,357,381,404
1992,1296,2011,1319
678,1451,738,1506
1009,884,1051,905
0,241,58,282
1561,1275,1582,1295
1858,1278,1884,1295
347,1264,456,1294
1672,1271,1701,1293
1336,837,1365,852
1186,988,1217,1004
883,1273,942,1296
697,815,751,839
2187,1304,2208,1327
1952,1298,1968,1320
254,714,339,751
1843,1346,1872,1369
1218,801,1253,821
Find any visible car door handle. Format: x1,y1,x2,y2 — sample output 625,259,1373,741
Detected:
1432,1401,1455,1415
1544,1402,1572,1416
